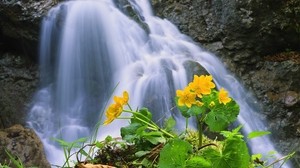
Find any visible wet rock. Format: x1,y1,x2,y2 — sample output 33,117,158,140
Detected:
0,52,38,129
0,124,50,167
0,0,56,59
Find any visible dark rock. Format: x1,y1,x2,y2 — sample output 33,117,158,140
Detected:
0,52,38,129
0,124,50,167
0,0,56,59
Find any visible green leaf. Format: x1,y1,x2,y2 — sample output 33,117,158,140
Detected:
251,153,263,161
79,149,93,160
95,141,104,148
186,156,211,168
144,136,166,145
202,132,250,168
187,105,206,116
121,122,143,142
135,150,150,157
5,149,23,168
221,125,244,139
51,138,70,147
74,137,88,143
104,135,113,142
141,131,166,145
131,108,152,125
164,117,176,131
201,90,218,106
203,131,250,168
205,100,239,132
158,138,192,168
222,137,250,168
247,131,271,139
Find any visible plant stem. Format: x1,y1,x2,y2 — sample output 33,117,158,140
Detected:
197,114,206,147
185,118,188,135
197,117,203,147
134,116,174,138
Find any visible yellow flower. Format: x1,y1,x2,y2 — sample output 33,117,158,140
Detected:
176,87,196,108
103,91,129,125
113,91,129,105
209,101,215,108
218,88,231,105
189,75,215,97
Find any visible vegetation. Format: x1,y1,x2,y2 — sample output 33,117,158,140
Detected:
69,74,293,168
1,75,294,168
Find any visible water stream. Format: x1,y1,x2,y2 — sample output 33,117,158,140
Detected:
27,0,289,167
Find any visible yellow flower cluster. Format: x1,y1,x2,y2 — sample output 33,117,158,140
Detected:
103,91,129,125
176,75,231,108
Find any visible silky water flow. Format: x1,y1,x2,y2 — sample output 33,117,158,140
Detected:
27,0,290,167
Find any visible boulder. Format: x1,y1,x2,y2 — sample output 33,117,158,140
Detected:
0,124,50,167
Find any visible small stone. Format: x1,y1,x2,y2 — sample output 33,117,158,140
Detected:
282,91,299,107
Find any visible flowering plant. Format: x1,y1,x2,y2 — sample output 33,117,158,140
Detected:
97,74,292,168
175,75,239,146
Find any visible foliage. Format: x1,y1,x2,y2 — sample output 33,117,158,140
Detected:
39,75,294,168
4,150,24,168
52,137,88,167
158,138,192,168
175,75,239,147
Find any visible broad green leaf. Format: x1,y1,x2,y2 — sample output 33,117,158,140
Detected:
136,125,148,136
187,105,206,116
186,156,211,168
158,138,192,168
139,108,152,120
205,100,239,132
201,91,218,106
121,122,143,142
202,136,250,168
247,131,271,139
222,137,250,168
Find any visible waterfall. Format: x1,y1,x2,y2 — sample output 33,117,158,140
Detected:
27,0,290,167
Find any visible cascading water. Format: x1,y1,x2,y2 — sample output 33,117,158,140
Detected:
27,0,290,167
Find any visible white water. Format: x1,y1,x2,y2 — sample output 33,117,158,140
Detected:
27,0,290,167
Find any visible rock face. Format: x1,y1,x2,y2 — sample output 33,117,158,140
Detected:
0,0,55,59
0,124,50,167
0,52,38,129
151,0,300,166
